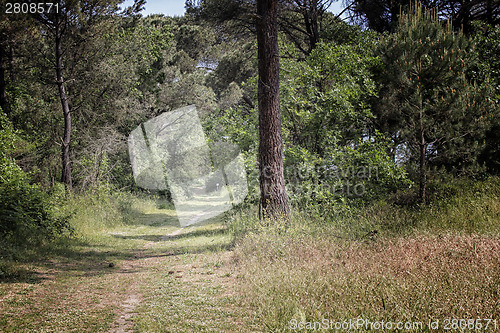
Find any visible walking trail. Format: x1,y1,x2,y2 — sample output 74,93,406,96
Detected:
0,218,259,332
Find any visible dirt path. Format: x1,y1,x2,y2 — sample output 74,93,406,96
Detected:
0,222,258,332
110,227,184,333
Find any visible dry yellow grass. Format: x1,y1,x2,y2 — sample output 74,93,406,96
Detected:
233,233,500,331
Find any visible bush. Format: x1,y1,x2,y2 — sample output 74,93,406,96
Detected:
0,174,72,244
0,113,71,249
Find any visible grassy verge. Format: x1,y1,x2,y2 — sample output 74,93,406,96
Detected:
233,232,499,331
228,177,500,331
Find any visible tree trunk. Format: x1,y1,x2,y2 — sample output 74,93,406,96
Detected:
0,45,9,116
302,0,319,54
55,18,72,191
418,108,426,205
486,0,493,25
256,0,290,220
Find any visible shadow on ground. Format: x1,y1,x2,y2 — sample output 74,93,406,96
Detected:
125,208,180,227
113,226,227,242
1,220,231,284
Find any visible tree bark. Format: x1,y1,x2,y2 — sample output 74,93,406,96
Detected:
0,44,9,116
302,0,319,54
55,16,72,191
418,108,426,205
256,0,290,220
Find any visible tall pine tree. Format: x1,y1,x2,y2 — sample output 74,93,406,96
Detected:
257,0,290,221
376,3,494,204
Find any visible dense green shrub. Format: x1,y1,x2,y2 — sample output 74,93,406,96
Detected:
0,113,71,248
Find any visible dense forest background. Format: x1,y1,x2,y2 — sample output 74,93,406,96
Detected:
1,0,499,249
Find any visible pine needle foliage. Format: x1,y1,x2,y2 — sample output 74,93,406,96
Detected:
376,2,496,203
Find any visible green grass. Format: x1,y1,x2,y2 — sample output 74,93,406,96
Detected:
363,177,500,236
0,191,255,332
131,224,258,332
0,191,167,332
